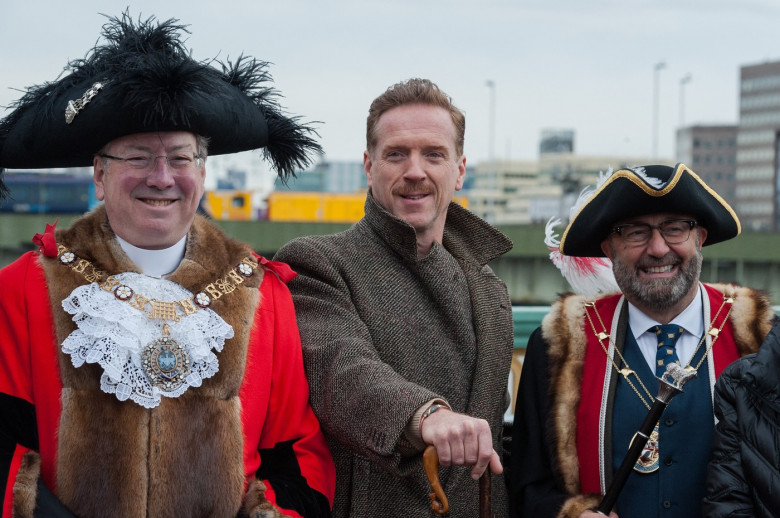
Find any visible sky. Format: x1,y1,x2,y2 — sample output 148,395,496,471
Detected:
2,0,779,188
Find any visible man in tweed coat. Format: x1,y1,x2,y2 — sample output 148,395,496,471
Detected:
275,78,515,517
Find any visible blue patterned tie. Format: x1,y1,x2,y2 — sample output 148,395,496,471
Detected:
653,324,683,377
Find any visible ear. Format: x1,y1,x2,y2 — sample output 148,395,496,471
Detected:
454,155,466,191
93,155,107,201
600,237,613,258
363,150,373,188
696,226,708,248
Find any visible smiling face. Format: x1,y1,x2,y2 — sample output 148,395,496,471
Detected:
364,104,465,256
601,212,708,322
93,131,206,250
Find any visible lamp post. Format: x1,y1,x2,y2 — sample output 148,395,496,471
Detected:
679,74,692,126
652,61,666,160
486,80,496,223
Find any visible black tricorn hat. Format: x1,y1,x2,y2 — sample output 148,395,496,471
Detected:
0,12,321,180
559,163,741,257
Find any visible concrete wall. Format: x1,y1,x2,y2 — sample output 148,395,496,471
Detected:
2,213,779,305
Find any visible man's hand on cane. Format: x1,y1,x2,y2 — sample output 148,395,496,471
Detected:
420,407,502,480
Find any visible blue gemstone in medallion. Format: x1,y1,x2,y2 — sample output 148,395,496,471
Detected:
158,350,176,372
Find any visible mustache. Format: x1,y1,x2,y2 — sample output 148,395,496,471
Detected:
393,181,433,197
637,253,681,269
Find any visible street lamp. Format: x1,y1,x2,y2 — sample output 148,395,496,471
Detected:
679,74,692,126
486,80,496,222
652,61,666,160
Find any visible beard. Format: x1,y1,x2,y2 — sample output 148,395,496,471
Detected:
611,246,703,311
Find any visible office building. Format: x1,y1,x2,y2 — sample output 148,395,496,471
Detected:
676,125,738,209
736,60,780,231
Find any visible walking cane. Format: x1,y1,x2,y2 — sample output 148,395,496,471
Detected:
423,445,491,517
595,363,697,515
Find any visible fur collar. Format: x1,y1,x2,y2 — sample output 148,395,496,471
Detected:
37,206,263,518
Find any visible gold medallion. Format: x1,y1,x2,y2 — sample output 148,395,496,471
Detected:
142,336,191,392
631,423,660,473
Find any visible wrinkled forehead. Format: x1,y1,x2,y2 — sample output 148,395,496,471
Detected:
374,104,458,148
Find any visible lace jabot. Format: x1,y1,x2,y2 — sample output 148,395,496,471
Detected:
61,272,234,408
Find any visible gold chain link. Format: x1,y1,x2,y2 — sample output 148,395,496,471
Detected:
583,293,733,410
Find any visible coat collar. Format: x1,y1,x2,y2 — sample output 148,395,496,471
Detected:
362,190,512,265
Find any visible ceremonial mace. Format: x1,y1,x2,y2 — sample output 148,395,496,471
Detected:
596,363,697,515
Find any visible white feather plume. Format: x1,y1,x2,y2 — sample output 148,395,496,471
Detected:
545,167,620,297
628,166,665,189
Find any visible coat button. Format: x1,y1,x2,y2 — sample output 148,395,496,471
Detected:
663,500,672,509
665,417,675,426
664,457,673,466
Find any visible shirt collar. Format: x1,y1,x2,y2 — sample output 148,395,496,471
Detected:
628,283,705,339
115,235,186,278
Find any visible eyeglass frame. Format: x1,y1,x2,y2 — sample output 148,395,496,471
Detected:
611,219,698,246
97,152,204,172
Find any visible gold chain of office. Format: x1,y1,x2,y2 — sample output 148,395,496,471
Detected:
583,293,734,411
583,293,733,474
55,243,258,320
55,244,258,391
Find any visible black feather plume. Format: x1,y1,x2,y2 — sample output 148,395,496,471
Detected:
0,10,322,177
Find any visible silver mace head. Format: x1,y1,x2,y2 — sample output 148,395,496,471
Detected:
656,363,698,404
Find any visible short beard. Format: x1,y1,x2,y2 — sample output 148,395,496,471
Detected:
611,242,703,311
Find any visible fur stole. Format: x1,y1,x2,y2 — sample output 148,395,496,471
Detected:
36,206,264,518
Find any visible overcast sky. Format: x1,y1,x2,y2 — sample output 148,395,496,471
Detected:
2,0,779,185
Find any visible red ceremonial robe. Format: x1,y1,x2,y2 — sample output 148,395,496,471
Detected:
0,210,335,518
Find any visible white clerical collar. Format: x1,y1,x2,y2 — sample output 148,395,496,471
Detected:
115,235,186,278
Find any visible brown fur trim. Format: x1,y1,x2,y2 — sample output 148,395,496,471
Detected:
543,292,589,495
12,451,40,518
709,283,774,355
556,494,601,518
37,207,264,517
241,479,292,518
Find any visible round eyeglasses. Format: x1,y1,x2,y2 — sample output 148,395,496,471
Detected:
612,219,697,246
98,153,203,172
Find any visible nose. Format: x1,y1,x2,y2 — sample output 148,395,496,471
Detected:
145,157,176,188
403,152,427,181
645,227,671,256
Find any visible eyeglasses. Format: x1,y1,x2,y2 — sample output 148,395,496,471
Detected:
612,219,697,245
98,153,203,172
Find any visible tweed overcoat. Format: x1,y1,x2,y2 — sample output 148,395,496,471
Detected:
275,193,515,517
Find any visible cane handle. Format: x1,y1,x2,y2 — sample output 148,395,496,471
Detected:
423,445,449,515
